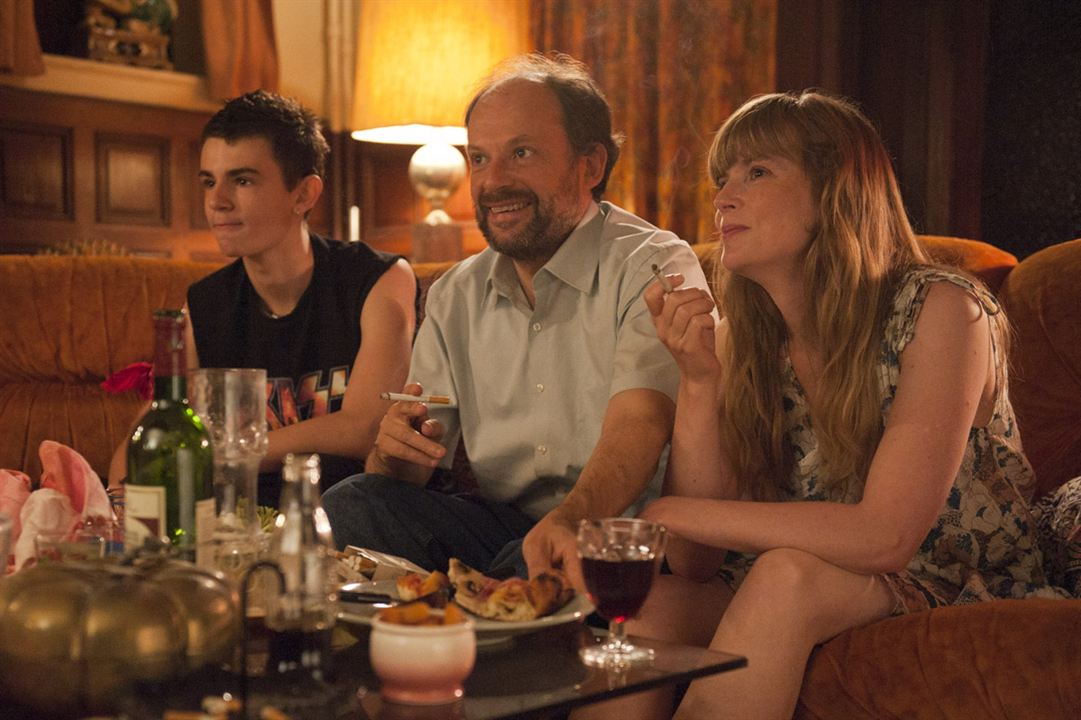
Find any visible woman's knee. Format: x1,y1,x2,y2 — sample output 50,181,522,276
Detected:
737,548,828,609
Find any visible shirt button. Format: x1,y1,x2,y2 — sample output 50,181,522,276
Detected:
532,322,541,332
537,445,548,454
536,383,544,393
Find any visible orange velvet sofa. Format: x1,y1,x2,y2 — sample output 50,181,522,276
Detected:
1,236,1079,718
0,255,219,479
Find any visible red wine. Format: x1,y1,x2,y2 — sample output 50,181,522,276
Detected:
582,557,655,622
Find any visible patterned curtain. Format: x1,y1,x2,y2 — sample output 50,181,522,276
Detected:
200,0,279,100
0,0,45,76
530,0,776,244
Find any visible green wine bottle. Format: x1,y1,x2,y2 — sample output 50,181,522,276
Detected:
125,309,214,563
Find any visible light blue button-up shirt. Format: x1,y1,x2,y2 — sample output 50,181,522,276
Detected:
409,201,711,519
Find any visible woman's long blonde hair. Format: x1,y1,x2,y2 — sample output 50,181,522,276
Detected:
710,91,929,501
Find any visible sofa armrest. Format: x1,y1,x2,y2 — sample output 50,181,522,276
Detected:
797,599,1081,720
1000,238,1081,499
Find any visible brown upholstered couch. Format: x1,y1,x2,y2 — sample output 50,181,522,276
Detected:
1,236,1079,718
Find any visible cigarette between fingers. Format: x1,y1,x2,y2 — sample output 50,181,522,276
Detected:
651,263,675,293
380,392,451,404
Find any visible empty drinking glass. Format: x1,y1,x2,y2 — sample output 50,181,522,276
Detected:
34,529,106,563
189,368,268,530
188,368,269,587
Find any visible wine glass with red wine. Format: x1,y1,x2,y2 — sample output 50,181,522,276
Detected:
577,517,667,668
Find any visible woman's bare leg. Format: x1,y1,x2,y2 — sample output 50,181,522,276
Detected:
674,548,894,720
570,573,734,720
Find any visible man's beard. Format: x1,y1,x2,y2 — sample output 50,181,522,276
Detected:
475,185,582,264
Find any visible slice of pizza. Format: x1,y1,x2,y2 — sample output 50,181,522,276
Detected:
447,558,574,622
396,570,450,607
445,559,501,616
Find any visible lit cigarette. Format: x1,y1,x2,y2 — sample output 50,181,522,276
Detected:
380,392,451,404
651,263,674,293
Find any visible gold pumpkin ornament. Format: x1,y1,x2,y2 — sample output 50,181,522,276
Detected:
0,559,238,717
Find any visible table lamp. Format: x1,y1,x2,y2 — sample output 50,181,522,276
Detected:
350,0,529,262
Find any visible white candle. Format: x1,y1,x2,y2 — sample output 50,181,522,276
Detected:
349,205,360,242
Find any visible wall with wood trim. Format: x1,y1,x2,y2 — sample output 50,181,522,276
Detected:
0,85,333,260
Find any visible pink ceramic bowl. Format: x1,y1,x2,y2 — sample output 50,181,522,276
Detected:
369,612,477,704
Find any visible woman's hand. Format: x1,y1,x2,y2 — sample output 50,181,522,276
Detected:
644,273,722,384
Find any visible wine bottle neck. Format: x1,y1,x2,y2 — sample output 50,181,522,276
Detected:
151,309,189,402
153,375,187,403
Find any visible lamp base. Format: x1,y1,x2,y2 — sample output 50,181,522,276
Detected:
411,222,463,264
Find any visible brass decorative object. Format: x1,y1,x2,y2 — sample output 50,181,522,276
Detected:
0,558,237,717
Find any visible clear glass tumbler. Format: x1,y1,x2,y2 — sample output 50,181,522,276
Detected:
189,368,269,603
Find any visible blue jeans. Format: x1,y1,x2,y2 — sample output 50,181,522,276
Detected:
321,473,535,578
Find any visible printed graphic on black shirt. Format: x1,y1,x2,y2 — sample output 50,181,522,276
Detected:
266,365,350,428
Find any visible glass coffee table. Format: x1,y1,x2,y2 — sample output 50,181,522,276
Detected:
348,622,747,719
112,620,744,719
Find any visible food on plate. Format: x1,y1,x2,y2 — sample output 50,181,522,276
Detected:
447,558,574,622
378,600,468,626
396,569,451,606
332,548,378,584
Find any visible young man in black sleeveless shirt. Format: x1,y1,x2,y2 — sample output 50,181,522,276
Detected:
109,91,417,506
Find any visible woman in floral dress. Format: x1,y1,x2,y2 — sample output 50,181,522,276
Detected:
581,91,1068,720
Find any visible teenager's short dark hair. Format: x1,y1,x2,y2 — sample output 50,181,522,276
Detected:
201,90,329,189
465,53,623,200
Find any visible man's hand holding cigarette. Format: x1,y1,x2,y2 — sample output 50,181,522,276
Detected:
366,382,449,486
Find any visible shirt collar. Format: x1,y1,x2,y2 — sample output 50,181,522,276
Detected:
487,201,603,301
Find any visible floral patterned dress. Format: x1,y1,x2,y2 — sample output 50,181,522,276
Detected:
718,267,1070,613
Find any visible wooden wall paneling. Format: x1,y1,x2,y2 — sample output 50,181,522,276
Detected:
73,124,96,244
94,132,170,226
359,141,417,257
0,86,222,261
0,122,73,223
356,140,483,258
325,130,353,242
187,139,209,231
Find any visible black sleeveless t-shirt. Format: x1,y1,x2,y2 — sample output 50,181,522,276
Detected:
187,235,409,507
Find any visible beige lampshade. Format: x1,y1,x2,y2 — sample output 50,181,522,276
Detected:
351,0,530,145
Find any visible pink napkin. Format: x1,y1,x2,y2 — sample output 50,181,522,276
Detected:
3,441,112,572
0,469,32,552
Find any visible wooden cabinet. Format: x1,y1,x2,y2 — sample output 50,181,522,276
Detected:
0,85,222,260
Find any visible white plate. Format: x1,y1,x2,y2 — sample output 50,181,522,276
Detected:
336,579,593,645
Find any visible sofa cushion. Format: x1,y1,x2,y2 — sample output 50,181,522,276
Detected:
0,256,218,382
0,381,147,487
918,235,1018,295
1000,238,1081,499
0,256,218,479
797,598,1081,720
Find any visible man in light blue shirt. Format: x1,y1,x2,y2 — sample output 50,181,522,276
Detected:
323,54,712,587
